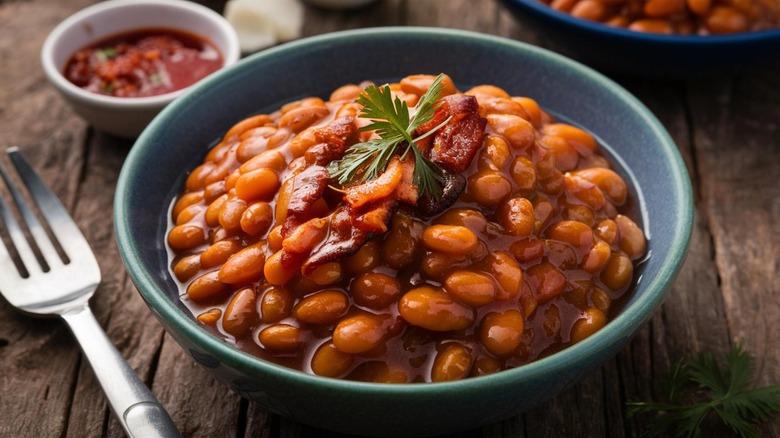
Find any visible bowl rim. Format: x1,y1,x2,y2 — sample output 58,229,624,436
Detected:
500,0,780,43
40,0,240,109
116,27,693,395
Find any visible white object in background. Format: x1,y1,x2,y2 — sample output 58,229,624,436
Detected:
304,0,377,9
224,0,304,53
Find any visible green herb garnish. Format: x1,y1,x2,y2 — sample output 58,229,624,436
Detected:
95,47,118,62
327,74,450,200
627,344,780,438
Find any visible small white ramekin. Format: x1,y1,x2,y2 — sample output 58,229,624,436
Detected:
42,0,240,138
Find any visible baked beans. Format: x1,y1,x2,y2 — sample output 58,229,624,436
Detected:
166,74,647,382
540,0,780,34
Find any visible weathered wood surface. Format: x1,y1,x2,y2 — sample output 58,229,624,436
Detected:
1,0,778,436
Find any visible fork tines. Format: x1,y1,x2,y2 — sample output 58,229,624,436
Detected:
0,147,84,278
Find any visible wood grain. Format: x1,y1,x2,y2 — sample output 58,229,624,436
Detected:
0,0,777,437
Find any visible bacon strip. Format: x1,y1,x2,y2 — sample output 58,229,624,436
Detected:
344,157,404,208
282,165,329,237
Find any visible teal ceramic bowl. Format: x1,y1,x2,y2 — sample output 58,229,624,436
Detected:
115,27,693,436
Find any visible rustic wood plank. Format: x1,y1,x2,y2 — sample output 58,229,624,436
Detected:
686,65,780,436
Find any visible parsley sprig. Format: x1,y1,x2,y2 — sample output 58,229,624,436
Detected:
627,344,780,438
327,74,450,200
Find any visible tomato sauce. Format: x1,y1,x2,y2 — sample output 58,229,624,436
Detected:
64,28,223,98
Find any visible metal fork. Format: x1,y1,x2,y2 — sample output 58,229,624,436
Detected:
0,147,180,438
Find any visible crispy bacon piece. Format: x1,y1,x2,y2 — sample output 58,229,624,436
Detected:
354,198,397,233
282,165,330,237
304,116,359,166
282,217,328,254
301,205,369,275
344,158,404,208
395,155,418,205
416,169,466,217
429,95,486,173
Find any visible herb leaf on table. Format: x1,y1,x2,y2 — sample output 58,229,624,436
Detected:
627,344,780,438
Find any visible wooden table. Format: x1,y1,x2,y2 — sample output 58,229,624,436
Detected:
1,1,778,436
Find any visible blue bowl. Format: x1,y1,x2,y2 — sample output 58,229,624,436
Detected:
115,27,693,436
498,0,780,76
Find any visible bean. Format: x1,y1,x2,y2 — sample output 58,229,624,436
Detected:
264,250,298,285
168,224,206,251
595,219,619,245
547,220,594,249
643,0,686,17
351,273,402,309
479,97,531,120
435,208,488,232
471,355,502,377
330,84,362,102
275,178,294,224
311,341,354,377
478,135,511,170
240,202,273,236
583,240,612,272
422,225,479,256
422,251,468,280
293,290,349,325
204,180,227,203
533,141,558,180
218,242,266,285
347,361,408,383
543,304,562,338
444,270,497,307
205,194,228,228
239,149,287,174
628,18,674,33
333,314,393,354
479,309,524,357
564,174,606,210
223,114,273,141
591,287,612,313
687,0,711,15
542,123,598,155
551,0,578,12
187,271,229,303
510,156,537,190
236,134,270,164
401,74,457,97
258,324,301,352
509,238,545,263
605,15,630,27
571,0,608,20
705,6,748,34
186,163,216,191
267,225,284,252
308,262,342,286
398,286,475,332
200,239,243,269
235,168,281,202
175,204,203,226
601,252,633,291
278,106,330,133
486,114,535,150
540,135,579,172
465,84,510,100
564,203,596,227
382,212,424,269
196,308,222,325
173,254,201,282
172,191,204,221
431,343,472,382
288,129,318,159
259,287,293,323
533,197,556,232
615,214,647,260
467,170,512,207
218,197,248,232
344,240,381,273
571,168,627,205
486,251,523,300
498,197,535,237
527,262,567,304
512,97,543,128
222,287,259,338
570,308,607,343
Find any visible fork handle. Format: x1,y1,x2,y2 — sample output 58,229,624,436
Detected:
61,306,181,438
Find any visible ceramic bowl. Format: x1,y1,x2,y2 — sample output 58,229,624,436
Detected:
115,27,693,436
498,0,780,76
41,0,240,138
